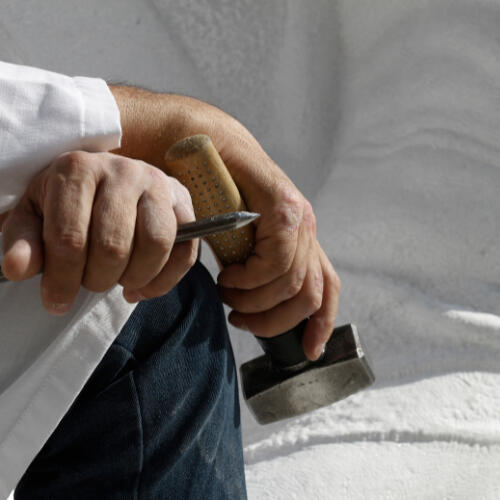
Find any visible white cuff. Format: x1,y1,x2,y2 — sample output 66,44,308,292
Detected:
73,76,122,152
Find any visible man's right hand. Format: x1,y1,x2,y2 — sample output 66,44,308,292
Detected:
1,151,198,315
108,86,340,361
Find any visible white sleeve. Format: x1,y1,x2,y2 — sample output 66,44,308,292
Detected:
0,61,122,211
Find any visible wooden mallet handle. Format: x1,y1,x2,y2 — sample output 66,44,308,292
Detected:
164,134,254,266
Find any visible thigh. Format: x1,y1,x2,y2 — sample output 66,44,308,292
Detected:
15,262,247,500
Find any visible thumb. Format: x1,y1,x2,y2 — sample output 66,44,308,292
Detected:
2,201,43,281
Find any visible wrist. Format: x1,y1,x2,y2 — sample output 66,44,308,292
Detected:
109,85,207,169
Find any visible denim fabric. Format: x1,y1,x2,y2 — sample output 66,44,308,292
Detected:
14,262,247,500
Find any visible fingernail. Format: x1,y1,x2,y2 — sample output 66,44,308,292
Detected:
123,290,146,303
313,343,326,361
46,303,71,316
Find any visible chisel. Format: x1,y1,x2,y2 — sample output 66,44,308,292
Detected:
0,211,259,283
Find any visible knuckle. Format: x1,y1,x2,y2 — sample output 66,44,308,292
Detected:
305,285,323,315
305,298,322,317
108,156,143,186
275,199,303,236
286,268,306,297
272,182,304,234
47,229,87,258
55,151,91,175
97,236,131,263
117,156,140,177
169,178,194,217
276,180,303,207
148,232,173,256
171,176,190,199
50,152,96,196
308,292,323,314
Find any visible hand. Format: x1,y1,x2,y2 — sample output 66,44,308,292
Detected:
109,86,341,360
211,125,341,362
1,151,197,315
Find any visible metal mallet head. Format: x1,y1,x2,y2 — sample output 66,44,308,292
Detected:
241,323,374,424
164,135,375,425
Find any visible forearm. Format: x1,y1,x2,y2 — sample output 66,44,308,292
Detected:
109,84,293,210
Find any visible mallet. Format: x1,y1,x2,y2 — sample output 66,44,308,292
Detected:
164,135,374,425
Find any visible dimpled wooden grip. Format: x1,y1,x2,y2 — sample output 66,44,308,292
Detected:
164,135,254,265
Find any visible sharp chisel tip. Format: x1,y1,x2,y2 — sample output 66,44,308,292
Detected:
234,211,260,228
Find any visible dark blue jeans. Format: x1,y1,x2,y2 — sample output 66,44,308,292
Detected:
14,262,247,500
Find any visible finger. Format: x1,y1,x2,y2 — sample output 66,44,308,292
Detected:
302,247,341,361
218,217,310,313
1,201,43,280
123,239,198,302
167,175,196,226
216,226,298,290
217,193,304,290
122,173,197,301
82,162,142,292
42,153,95,314
119,178,177,291
228,244,324,337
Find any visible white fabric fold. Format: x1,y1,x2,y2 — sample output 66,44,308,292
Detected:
73,76,121,153
0,62,133,498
